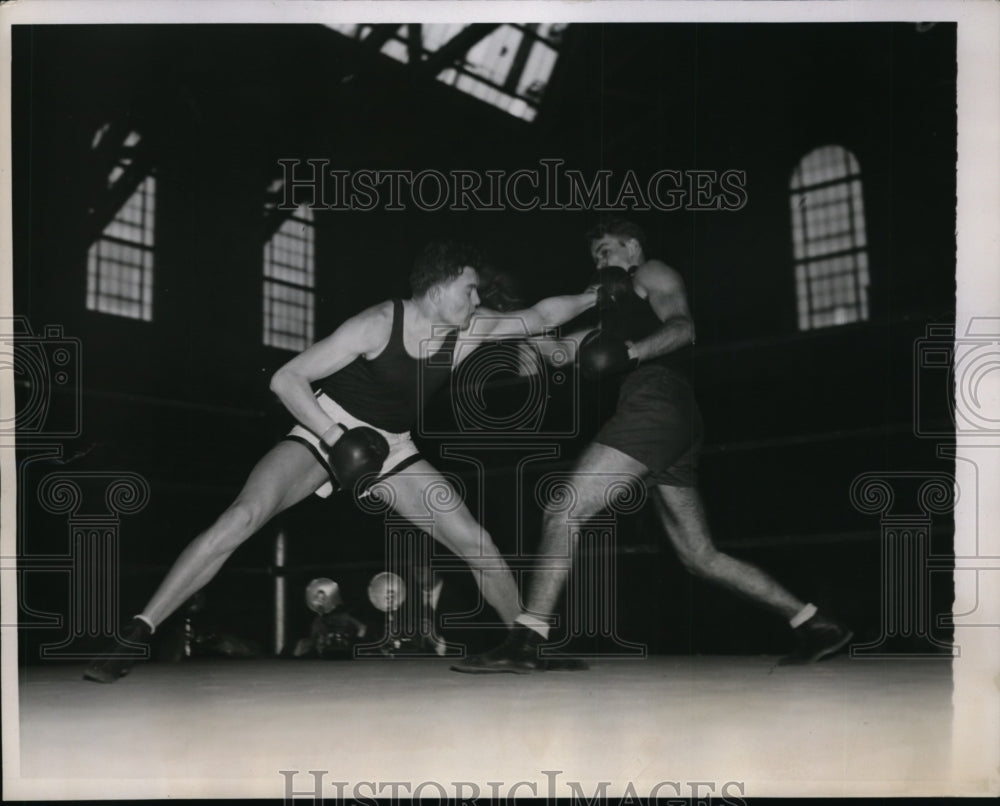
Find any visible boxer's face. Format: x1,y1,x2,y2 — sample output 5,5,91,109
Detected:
591,235,638,270
436,266,481,327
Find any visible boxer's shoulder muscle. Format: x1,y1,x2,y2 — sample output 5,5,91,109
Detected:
344,300,394,357
633,260,682,293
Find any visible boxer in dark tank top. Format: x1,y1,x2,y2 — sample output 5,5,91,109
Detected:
454,219,853,674
86,240,597,683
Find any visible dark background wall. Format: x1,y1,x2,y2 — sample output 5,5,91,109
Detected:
12,23,956,660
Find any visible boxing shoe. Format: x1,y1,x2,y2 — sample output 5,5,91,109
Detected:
450,625,589,674
83,617,152,683
451,625,542,674
779,612,853,665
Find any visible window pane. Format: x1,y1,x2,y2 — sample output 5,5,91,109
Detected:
262,205,315,351
87,174,155,321
791,146,869,331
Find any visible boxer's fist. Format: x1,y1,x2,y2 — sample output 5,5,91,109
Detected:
579,330,638,379
328,426,390,491
592,266,634,312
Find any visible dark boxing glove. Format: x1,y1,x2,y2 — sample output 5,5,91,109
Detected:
327,426,390,491
591,266,634,313
478,272,525,313
579,329,638,379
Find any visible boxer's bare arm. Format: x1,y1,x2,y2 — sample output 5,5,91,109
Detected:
270,301,392,441
467,290,597,341
629,260,695,362
454,291,596,370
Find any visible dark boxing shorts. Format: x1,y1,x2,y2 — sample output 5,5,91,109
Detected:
593,364,703,487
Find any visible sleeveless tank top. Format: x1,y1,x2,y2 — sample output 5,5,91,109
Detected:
599,266,693,378
316,299,457,433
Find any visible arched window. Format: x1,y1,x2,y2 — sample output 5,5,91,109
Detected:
262,205,315,351
790,145,870,330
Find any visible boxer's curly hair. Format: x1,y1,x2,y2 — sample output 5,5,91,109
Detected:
585,217,649,258
410,240,485,297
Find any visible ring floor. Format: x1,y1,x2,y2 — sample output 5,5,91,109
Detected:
10,655,965,799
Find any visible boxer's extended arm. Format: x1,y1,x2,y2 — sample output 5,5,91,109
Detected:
270,302,392,442
521,290,599,334
469,289,598,340
529,328,591,364
628,260,695,363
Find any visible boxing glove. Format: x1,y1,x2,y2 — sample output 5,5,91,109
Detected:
579,329,638,379
478,271,525,312
591,266,634,313
328,426,390,491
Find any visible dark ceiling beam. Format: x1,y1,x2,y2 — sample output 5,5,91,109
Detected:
83,148,154,246
261,203,295,243
415,24,500,78
85,121,137,215
89,120,132,178
406,23,423,65
363,24,403,53
503,25,536,95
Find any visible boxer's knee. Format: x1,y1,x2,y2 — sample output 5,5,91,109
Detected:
207,498,268,555
433,509,497,561
541,477,607,523
674,526,744,583
675,540,722,578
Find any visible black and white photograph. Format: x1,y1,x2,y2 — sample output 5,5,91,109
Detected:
1,0,998,801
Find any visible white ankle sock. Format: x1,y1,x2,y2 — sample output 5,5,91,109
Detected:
515,613,550,639
789,603,818,629
134,614,156,635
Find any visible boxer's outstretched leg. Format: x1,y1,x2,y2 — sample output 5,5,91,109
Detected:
651,484,805,618
652,484,852,664
452,443,645,673
376,460,521,627
84,441,329,683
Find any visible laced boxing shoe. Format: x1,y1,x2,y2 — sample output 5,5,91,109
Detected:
83,616,152,683
779,612,853,665
450,624,589,674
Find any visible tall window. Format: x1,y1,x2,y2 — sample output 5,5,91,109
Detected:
790,145,870,330
263,205,315,351
86,139,155,321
